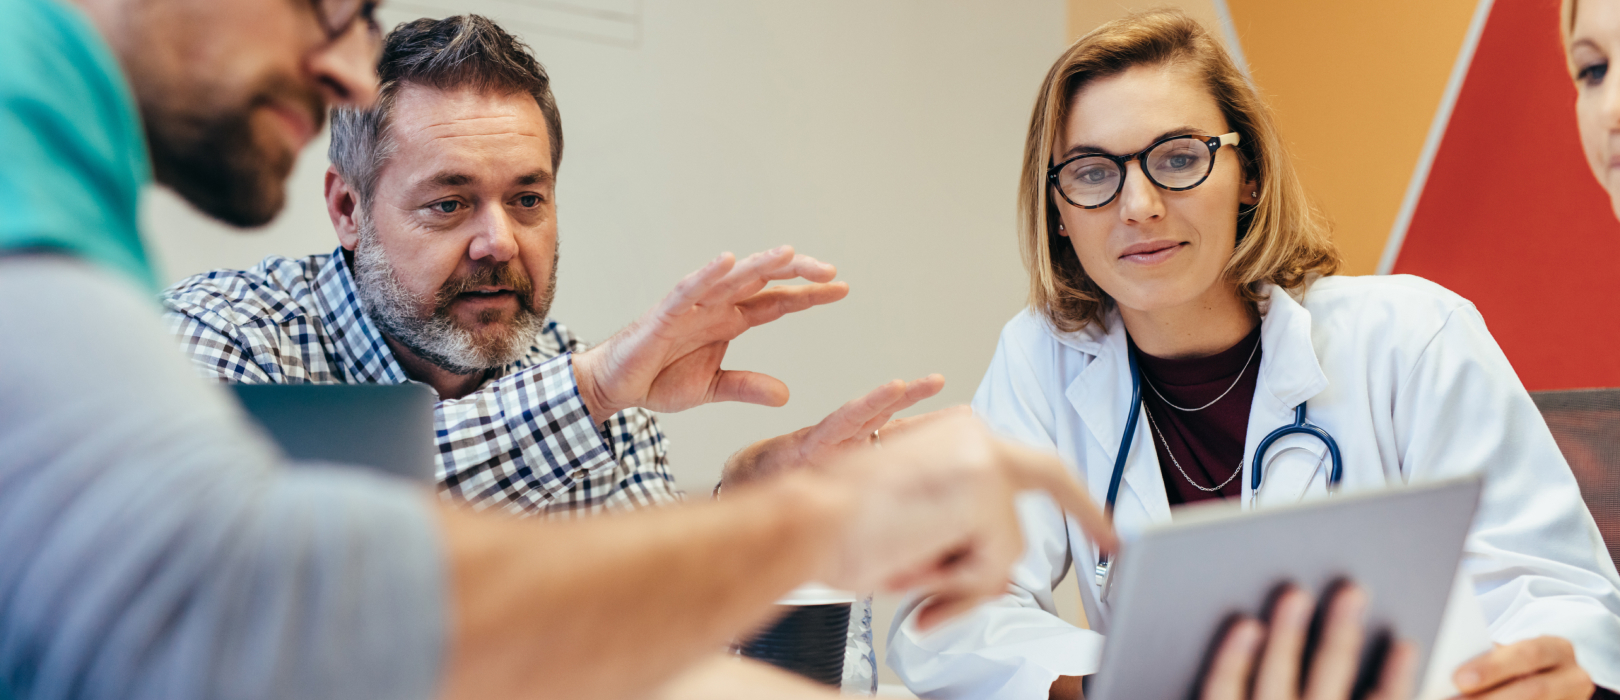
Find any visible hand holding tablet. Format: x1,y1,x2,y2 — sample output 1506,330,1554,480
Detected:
1201,585,1420,700
1090,477,1483,700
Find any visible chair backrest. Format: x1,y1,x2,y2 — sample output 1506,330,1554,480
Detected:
1530,388,1620,571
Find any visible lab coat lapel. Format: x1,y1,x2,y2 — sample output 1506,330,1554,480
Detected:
1062,312,1172,529
1244,285,1332,509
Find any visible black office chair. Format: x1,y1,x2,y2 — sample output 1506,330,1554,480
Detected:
1530,388,1620,571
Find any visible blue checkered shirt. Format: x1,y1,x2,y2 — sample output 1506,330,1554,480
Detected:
160,248,682,516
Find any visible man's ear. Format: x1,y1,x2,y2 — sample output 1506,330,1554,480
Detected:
325,166,362,251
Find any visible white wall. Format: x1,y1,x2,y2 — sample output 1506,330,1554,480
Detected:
141,0,1074,686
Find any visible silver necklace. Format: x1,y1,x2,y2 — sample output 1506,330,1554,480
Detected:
1144,405,1243,493
1143,336,1260,412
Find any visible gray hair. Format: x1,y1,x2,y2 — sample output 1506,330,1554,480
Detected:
328,14,564,207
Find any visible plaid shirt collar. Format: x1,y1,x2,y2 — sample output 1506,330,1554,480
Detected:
309,249,408,384
308,248,559,388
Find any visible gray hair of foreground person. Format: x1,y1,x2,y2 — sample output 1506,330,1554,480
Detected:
328,14,564,208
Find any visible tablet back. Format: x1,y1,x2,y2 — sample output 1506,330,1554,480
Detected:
1090,476,1482,700
230,383,437,484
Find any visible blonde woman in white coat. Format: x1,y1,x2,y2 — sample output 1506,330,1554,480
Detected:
888,10,1620,700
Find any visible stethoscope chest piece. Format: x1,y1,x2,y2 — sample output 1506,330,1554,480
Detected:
1091,344,1345,588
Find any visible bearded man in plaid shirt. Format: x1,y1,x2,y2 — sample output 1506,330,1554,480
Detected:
159,15,942,518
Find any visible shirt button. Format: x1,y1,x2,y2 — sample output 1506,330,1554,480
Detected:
572,468,588,481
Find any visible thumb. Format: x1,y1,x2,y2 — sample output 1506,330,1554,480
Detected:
711,370,790,407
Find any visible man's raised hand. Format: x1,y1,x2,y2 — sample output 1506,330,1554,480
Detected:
572,246,847,424
719,374,952,487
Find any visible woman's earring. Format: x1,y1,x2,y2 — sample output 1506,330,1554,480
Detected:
1058,223,1065,231
1251,191,1259,198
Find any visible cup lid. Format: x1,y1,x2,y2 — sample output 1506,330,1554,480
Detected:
774,581,858,605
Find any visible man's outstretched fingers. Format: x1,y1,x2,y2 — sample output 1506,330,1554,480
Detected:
771,252,838,284
903,374,946,400
689,246,790,304
740,251,838,285
704,247,836,305
710,369,791,407
993,439,1117,552
854,376,947,436
736,283,850,326
809,380,908,444
657,252,738,318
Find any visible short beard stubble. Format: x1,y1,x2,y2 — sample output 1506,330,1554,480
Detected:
143,73,325,228
351,210,556,376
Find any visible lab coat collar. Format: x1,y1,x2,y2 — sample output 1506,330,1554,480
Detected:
1057,283,1330,523
1253,284,1329,413
1063,306,1170,525
1244,284,1333,507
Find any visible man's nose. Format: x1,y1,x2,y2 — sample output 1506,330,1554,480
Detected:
467,209,521,263
307,22,381,109
1117,162,1165,223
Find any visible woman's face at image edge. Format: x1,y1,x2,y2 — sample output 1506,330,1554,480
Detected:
1571,0,1620,220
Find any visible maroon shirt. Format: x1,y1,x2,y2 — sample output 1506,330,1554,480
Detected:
1131,325,1262,506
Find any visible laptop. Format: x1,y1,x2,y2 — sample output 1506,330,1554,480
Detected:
229,383,437,483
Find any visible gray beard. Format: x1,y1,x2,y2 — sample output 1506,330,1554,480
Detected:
351,212,555,376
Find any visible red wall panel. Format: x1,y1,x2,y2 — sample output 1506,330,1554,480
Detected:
1395,0,1620,390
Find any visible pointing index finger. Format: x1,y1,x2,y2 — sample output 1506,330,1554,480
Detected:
993,439,1117,552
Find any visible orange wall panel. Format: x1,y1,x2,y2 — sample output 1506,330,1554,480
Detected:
1223,0,1478,274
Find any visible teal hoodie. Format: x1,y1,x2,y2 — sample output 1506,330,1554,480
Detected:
0,0,156,293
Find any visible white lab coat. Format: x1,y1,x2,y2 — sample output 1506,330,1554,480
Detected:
888,275,1620,699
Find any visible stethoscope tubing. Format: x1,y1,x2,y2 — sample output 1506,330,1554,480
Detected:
1093,341,1345,586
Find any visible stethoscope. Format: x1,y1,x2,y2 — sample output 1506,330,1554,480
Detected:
1091,348,1344,587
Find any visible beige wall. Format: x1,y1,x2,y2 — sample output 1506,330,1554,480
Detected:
141,0,1072,688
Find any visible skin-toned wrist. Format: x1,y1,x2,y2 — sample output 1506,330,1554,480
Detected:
570,347,619,426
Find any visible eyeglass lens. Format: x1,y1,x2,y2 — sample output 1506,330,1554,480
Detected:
316,0,381,41
1055,137,1215,208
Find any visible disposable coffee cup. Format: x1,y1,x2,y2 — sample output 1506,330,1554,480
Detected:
737,583,857,687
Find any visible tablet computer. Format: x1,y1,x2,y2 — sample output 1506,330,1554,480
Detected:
230,383,437,484
1089,476,1483,700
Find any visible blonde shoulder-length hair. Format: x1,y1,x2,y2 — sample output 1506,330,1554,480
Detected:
1019,9,1339,334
